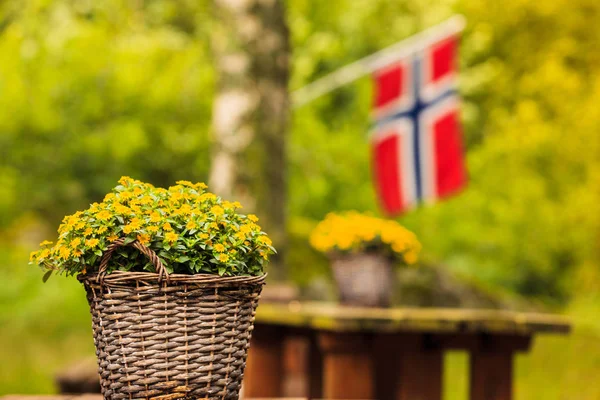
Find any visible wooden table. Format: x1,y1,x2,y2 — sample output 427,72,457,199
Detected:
243,302,571,400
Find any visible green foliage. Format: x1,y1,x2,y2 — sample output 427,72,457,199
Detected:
1,1,600,396
1,0,599,301
31,177,274,277
287,0,600,303
0,0,214,227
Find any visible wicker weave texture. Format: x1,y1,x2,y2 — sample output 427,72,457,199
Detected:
82,276,264,400
79,239,265,400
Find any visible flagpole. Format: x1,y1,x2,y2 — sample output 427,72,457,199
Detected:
291,15,466,108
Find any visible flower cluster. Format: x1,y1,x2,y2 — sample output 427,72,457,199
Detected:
309,211,420,265
30,177,275,277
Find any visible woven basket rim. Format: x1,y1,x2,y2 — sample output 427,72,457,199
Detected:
79,271,267,286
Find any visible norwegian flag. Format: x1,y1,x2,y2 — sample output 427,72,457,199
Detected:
370,33,467,216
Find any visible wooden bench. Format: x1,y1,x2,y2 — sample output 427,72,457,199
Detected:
244,301,571,400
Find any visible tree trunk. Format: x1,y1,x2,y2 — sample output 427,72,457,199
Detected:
210,0,289,280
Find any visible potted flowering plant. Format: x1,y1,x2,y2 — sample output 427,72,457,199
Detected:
309,211,420,307
30,177,275,400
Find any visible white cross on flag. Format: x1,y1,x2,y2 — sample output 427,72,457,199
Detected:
370,28,467,216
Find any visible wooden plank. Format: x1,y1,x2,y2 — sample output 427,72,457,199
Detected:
397,349,443,400
432,333,532,352
318,332,374,399
307,335,323,400
243,325,285,398
373,335,401,400
255,302,571,335
374,334,443,400
470,351,513,400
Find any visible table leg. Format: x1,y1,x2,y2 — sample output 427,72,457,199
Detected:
469,351,513,400
468,334,531,400
308,335,323,399
396,341,443,400
318,332,374,399
243,325,285,398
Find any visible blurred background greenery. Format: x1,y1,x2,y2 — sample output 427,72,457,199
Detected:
1,0,600,398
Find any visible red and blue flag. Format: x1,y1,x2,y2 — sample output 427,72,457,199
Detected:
370,33,467,216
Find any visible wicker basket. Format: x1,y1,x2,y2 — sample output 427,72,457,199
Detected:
78,238,266,400
331,252,393,308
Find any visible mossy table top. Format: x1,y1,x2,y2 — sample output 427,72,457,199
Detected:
255,301,571,335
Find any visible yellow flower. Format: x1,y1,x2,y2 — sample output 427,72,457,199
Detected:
29,251,38,262
200,233,209,240
404,251,418,265
165,232,178,243
137,234,150,245
392,242,406,253
39,240,53,247
139,195,153,205
186,221,197,230
209,222,219,230
200,193,216,202
309,211,419,260
214,243,226,252
248,214,259,222
170,192,184,203
115,204,131,214
211,205,224,216
163,222,173,231
97,226,108,234
218,254,229,263
119,176,134,186
147,226,159,234
84,228,93,236
103,193,116,202
129,218,142,230
119,191,133,200
107,234,119,242
257,236,272,246
70,238,82,249
176,180,194,187
73,249,83,257
96,210,111,221
58,246,71,260
235,232,246,241
86,238,100,248
75,221,85,230
150,212,161,222
240,224,252,234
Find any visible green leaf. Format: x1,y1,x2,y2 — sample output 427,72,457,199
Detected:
42,270,53,283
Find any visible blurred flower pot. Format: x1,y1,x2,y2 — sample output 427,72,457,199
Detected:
331,252,394,308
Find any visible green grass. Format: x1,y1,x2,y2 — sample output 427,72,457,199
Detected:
2,244,600,398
